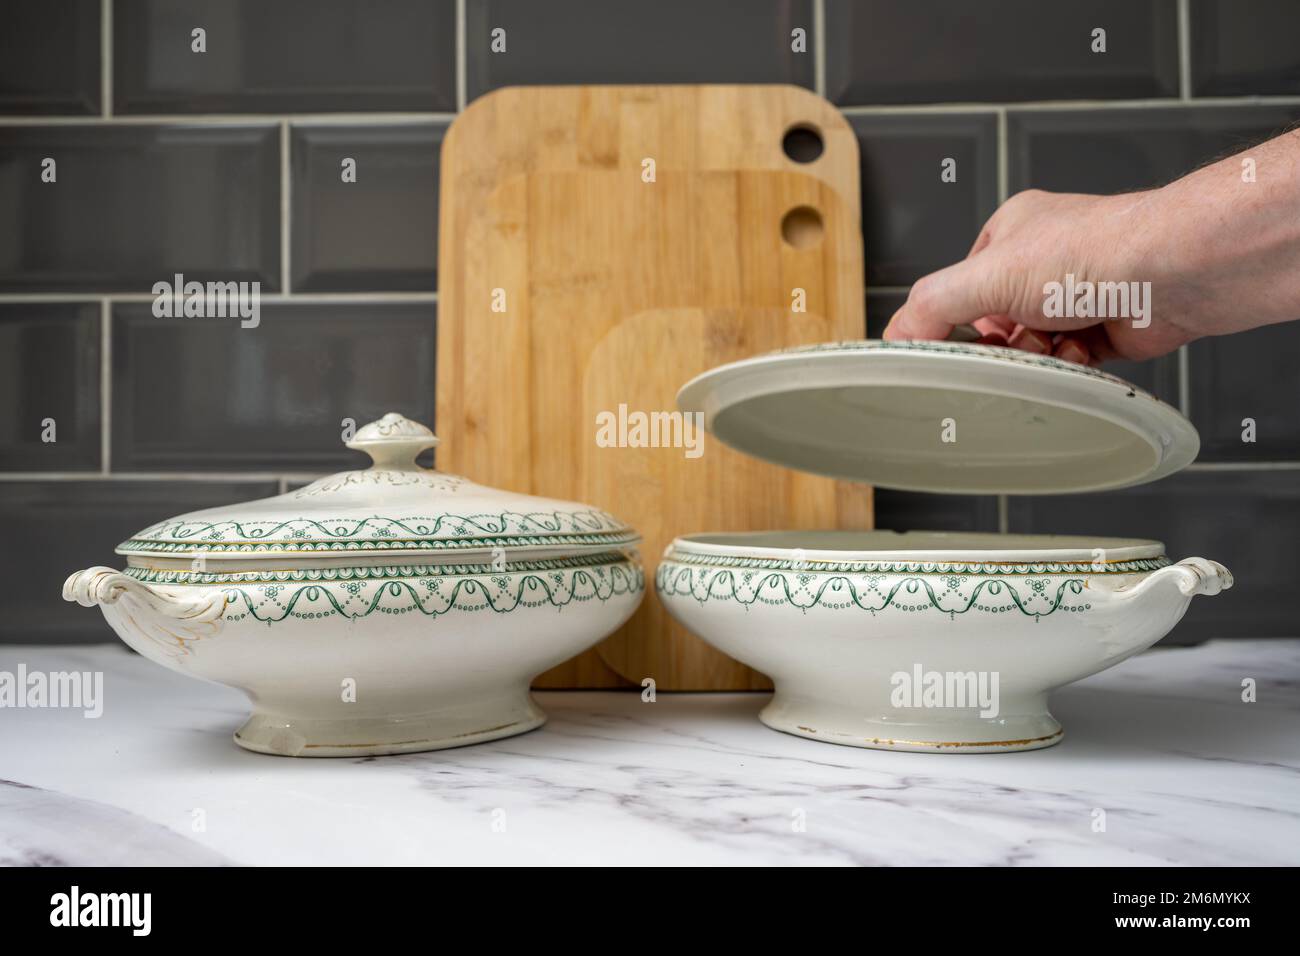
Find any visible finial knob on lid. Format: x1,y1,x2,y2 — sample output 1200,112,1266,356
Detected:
346,413,440,470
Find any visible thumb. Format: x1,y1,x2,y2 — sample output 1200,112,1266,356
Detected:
882,253,1010,341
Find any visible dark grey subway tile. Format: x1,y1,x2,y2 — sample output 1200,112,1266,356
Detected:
873,489,999,534
291,124,442,293
0,480,278,644
851,113,998,287
1189,0,1300,96
465,0,814,100
825,0,1179,105
1007,106,1300,195
1188,321,1300,462
0,0,101,115
1008,470,1300,643
114,0,456,114
0,303,101,471
111,302,437,472
0,124,280,293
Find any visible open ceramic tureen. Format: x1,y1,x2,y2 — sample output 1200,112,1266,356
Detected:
64,413,643,757
658,340,1232,753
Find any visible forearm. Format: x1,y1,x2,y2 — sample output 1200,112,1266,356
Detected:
1133,127,1300,339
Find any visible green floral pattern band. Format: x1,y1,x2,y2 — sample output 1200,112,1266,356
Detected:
662,548,1168,576
216,561,644,624
125,550,635,585
781,339,1155,399
119,510,636,555
656,562,1092,619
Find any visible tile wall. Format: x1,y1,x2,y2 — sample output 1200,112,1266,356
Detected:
2,0,1297,642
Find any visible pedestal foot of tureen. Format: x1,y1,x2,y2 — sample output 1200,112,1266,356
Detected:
231,692,548,758
759,693,1065,754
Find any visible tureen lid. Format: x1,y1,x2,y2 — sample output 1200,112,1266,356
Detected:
676,340,1200,495
117,413,639,561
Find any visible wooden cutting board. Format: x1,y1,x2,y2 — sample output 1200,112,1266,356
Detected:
583,304,873,688
438,84,862,230
437,87,871,689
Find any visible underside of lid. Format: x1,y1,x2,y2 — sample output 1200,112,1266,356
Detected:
678,340,1200,495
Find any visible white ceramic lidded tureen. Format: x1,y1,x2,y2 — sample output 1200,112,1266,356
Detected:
658,340,1233,753
64,413,643,757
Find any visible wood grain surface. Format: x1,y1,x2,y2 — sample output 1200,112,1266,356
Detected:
437,86,872,688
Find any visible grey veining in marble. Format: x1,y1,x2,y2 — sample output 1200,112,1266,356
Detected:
0,779,232,866
0,641,1296,866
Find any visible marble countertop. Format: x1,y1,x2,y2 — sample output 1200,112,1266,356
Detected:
1,639,1297,866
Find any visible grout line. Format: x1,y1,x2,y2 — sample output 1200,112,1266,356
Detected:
0,472,330,483
456,0,467,111
836,94,1300,116
813,0,826,99
280,121,291,293
996,108,1008,203
0,292,438,303
1185,461,1300,472
100,300,111,473
3,95,1298,128
839,103,1003,116
0,113,458,126
997,495,1009,534
1178,344,1191,418
100,0,112,117
0,294,123,303
260,291,439,303
1177,0,1193,100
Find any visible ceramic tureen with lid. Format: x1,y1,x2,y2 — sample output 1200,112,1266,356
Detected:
657,340,1232,752
64,413,643,757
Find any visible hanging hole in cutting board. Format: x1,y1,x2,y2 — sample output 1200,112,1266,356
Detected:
782,124,824,163
781,206,824,249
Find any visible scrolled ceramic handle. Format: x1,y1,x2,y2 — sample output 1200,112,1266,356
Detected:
63,567,226,656
63,566,133,608
1123,557,1234,601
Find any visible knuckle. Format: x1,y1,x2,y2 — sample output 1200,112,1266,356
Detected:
1000,189,1036,215
907,275,940,315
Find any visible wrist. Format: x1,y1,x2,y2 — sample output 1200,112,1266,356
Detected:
1136,131,1300,339
1108,183,1217,343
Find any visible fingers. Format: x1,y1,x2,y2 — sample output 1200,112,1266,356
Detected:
882,255,1003,342
1007,324,1054,354
1063,325,1122,364
881,261,1121,367
1040,327,1121,366
1054,335,1091,365
893,306,1116,366
972,314,1014,345
974,315,1016,336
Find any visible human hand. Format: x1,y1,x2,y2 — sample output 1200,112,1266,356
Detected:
882,128,1300,364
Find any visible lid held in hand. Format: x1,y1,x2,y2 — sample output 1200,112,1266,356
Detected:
676,340,1199,495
